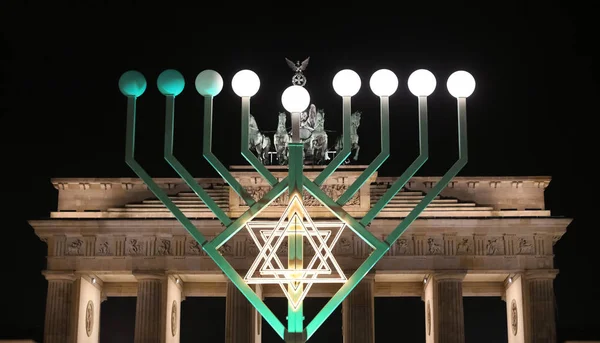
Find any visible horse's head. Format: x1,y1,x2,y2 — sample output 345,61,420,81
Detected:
351,111,361,127
315,110,325,129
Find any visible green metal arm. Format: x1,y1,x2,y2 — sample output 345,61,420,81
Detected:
203,96,256,206
241,96,278,186
385,97,467,244
337,96,390,205
126,96,208,245
360,96,430,226
163,95,232,227
306,96,468,339
206,178,289,249
303,176,387,251
306,247,388,339
127,95,286,339
313,96,351,186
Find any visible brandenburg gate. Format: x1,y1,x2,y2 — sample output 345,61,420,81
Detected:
28,66,570,343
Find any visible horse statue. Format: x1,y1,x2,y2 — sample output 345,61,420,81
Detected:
273,112,291,165
309,110,328,164
334,111,361,164
248,114,272,164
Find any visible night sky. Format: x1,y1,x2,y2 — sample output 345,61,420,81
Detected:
1,3,596,342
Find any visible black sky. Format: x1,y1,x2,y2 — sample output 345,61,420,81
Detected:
0,3,596,342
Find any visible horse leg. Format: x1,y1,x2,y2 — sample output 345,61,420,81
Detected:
353,143,360,161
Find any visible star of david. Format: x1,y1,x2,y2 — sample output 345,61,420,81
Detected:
244,195,347,309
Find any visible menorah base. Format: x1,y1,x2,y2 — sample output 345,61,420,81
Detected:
284,331,307,343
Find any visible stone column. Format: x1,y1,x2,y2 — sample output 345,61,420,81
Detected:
225,281,255,343
523,270,558,343
134,273,167,343
423,272,466,343
342,275,375,343
43,273,77,343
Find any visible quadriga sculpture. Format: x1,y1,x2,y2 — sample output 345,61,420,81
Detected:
274,112,291,165
248,114,272,164
334,111,361,164
309,110,328,165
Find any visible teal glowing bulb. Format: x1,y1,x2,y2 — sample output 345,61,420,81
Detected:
118,70,147,97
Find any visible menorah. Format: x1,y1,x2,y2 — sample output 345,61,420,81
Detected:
118,66,475,342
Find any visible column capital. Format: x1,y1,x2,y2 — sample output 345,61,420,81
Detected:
133,271,167,281
431,271,467,281
523,269,559,281
42,270,77,281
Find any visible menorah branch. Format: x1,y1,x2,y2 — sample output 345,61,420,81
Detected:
203,96,256,206
360,95,430,226
125,96,208,245
384,96,468,245
207,178,289,249
163,95,233,226
337,96,391,205
313,96,351,186
303,176,387,251
241,96,279,186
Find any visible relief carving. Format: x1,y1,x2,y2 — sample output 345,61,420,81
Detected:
337,237,353,255
511,299,518,335
396,238,410,255
427,238,443,255
96,241,110,256
188,240,202,255
517,238,534,254
486,238,500,255
456,238,471,254
85,300,94,337
66,239,84,256
171,300,178,337
219,243,233,256
157,239,172,256
127,239,144,255
243,184,360,206
247,240,259,256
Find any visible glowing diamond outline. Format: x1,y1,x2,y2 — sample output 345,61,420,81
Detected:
243,195,347,309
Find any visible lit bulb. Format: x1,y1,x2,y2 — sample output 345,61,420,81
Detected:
281,86,310,113
369,69,398,97
407,69,437,97
332,69,361,97
231,69,260,97
157,69,185,96
118,70,147,97
195,69,223,97
447,70,476,98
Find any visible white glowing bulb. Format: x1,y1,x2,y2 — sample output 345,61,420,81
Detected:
231,69,260,97
447,70,476,98
407,69,437,97
195,69,223,96
281,86,310,113
369,69,399,97
332,69,361,97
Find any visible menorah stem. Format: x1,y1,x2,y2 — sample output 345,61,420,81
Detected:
313,96,351,186
163,95,232,226
337,96,391,205
203,96,256,206
287,111,305,336
124,96,208,246
360,95,430,226
241,96,278,186
384,97,468,245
